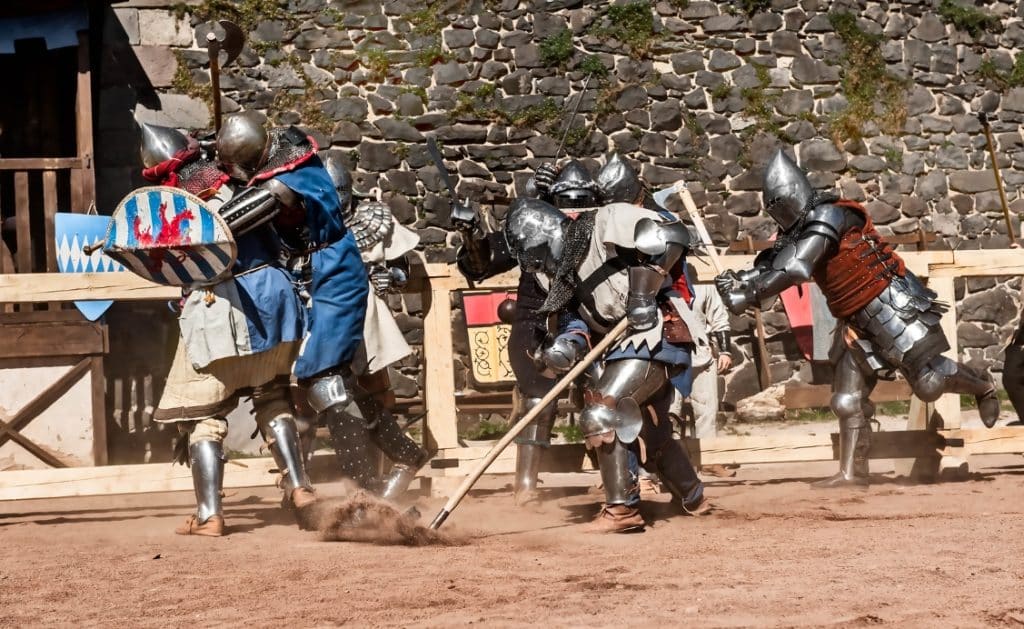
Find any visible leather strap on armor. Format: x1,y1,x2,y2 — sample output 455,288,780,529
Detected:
812,200,906,318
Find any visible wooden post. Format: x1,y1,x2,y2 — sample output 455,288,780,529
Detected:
74,31,95,213
422,279,460,452
932,277,961,428
42,171,59,311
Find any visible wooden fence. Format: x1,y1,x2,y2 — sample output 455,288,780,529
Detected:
1,248,1023,499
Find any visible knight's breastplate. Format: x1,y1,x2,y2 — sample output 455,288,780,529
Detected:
812,207,906,319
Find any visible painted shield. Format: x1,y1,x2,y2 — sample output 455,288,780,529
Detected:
103,186,237,287
55,213,125,321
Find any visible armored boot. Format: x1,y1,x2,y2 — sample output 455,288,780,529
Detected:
914,357,999,428
812,421,871,488
583,439,644,533
655,440,711,515
512,398,556,506
950,363,999,428
264,415,317,511
368,405,430,503
175,440,226,537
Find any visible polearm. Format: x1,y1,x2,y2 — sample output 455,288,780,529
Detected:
553,72,594,159
429,316,630,530
206,32,223,134
202,21,245,134
978,112,1017,244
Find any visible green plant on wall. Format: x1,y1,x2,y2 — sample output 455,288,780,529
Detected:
361,47,391,83
578,54,610,79
827,12,908,145
740,63,782,136
937,0,1001,38
172,0,292,31
539,28,575,68
590,1,658,56
170,51,213,112
978,52,1024,91
731,0,771,15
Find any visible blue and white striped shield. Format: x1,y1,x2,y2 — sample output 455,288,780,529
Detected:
55,213,125,321
103,186,237,287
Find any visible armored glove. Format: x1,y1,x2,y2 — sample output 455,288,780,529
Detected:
450,200,478,232
370,265,392,296
625,291,659,331
721,285,756,315
532,331,588,374
533,162,560,196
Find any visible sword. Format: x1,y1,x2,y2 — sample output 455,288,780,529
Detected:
425,136,477,230
553,72,594,160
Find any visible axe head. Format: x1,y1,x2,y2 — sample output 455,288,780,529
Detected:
652,184,681,211
202,20,246,67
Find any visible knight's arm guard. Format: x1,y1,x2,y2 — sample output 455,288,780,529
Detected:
713,331,732,356
219,178,300,237
722,230,837,314
456,230,517,282
627,218,691,331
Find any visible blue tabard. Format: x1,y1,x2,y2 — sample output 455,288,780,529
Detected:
276,160,369,379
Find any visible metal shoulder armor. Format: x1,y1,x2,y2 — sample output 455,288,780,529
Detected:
800,203,845,242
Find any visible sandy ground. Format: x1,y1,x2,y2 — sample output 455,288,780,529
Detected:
2,445,1024,628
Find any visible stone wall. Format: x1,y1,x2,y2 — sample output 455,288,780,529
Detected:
96,0,1024,405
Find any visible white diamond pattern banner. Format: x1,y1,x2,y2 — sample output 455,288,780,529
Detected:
103,186,237,288
55,213,126,321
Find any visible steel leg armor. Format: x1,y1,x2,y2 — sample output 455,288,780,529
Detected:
579,359,669,447
262,415,315,496
512,391,557,504
190,439,225,524
595,438,637,505
814,349,874,488
368,404,430,501
908,355,999,427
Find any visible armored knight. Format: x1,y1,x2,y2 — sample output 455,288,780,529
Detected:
717,149,999,487
140,122,316,537
456,160,603,506
315,153,430,501
212,112,371,490
504,196,710,532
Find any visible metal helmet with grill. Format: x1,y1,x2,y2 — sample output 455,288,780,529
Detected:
596,153,642,204
762,149,814,231
138,122,189,169
504,197,569,275
548,160,599,209
216,111,269,182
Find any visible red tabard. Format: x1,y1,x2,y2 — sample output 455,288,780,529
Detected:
811,200,906,318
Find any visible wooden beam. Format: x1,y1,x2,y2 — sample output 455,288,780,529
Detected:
75,31,95,212
784,380,912,409
0,158,82,171
0,358,92,451
14,171,31,276
0,320,106,359
0,273,180,304
932,276,961,428
42,171,59,311
423,281,460,451
90,356,108,466
0,415,69,468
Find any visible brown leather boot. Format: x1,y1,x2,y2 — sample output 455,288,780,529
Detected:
290,487,317,510
582,504,645,533
700,464,737,478
174,514,225,537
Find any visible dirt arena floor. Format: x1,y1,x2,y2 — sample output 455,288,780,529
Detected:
2,455,1024,628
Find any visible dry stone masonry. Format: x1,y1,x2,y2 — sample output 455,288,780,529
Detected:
98,0,1024,404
